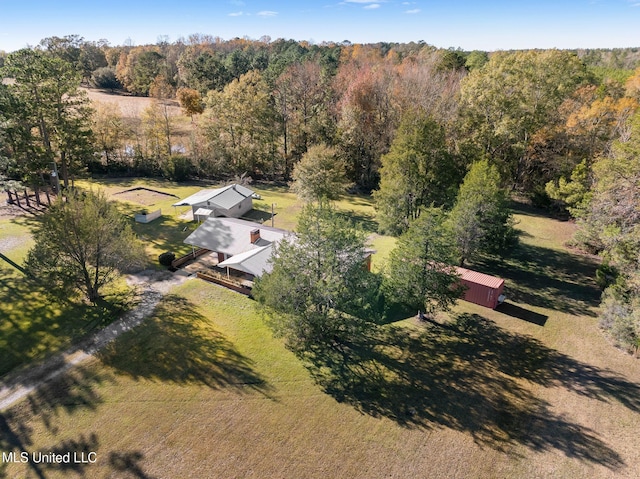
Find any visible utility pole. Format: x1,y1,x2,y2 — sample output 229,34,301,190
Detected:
51,162,61,195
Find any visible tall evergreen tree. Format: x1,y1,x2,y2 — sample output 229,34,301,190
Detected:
447,159,516,266
2,48,95,187
374,114,461,236
384,207,464,317
254,205,380,350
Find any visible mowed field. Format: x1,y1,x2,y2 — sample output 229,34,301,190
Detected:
84,88,183,119
1,179,640,479
84,88,194,149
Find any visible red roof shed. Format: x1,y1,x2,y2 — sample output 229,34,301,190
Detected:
456,267,505,309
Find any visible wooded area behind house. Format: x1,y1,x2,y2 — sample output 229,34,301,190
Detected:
1,35,640,351
0,36,639,189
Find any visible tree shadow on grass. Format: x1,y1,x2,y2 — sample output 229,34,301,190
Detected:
242,208,274,224
109,451,157,479
36,432,100,476
335,210,378,234
1,366,157,479
472,241,601,317
301,314,637,470
98,294,273,396
21,366,115,435
1,365,112,479
8,209,45,231
509,198,571,221
130,214,197,257
0,266,131,377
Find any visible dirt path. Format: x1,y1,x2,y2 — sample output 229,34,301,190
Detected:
0,270,192,411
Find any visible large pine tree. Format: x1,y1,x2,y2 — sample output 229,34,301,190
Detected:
447,159,516,266
384,207,464,317
253,205,380,350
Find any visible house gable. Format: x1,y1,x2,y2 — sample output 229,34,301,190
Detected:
173,184,255,219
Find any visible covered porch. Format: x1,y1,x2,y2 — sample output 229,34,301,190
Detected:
175,250,255,293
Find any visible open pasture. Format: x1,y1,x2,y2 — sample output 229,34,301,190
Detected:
84,88,181,119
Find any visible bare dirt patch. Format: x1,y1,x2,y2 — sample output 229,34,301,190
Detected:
0,236,23,252
112,187,179,206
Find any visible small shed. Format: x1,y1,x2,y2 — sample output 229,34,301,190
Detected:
456,267,505,309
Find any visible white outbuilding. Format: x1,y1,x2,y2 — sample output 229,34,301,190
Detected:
172,184,255,221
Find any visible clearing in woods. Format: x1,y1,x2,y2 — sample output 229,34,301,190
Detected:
84,88,182,118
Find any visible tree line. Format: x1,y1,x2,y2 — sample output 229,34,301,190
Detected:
2,35,639,194
2,35,640,353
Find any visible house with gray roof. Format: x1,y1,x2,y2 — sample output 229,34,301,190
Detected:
183,217,289,278
172,184,255,221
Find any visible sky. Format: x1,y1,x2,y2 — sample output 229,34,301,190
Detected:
0,0,639,52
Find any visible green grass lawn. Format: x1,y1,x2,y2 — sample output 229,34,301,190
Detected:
0,178,382,379
0,215,134,378
2,194,640,479
0,217,35,266
75,178,206,260
0,266,133,377
77,178,382,262
3,182,640,479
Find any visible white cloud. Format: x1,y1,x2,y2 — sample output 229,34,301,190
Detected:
228,11,244,16
405,8,420,14
257,10,278,17
364,3,381,9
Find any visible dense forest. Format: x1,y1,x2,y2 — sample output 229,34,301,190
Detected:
1,35,640,351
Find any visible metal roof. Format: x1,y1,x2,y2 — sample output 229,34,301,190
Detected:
218,244,275,277
173,188,220,207
183,217,288,256
193,208,213,216
172,184,254,209
208,185,250,210
456,267,505,289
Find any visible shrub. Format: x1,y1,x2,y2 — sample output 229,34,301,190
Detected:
158,251,176,267
165,155,193,182
91,67,122,91
595,261,618,290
